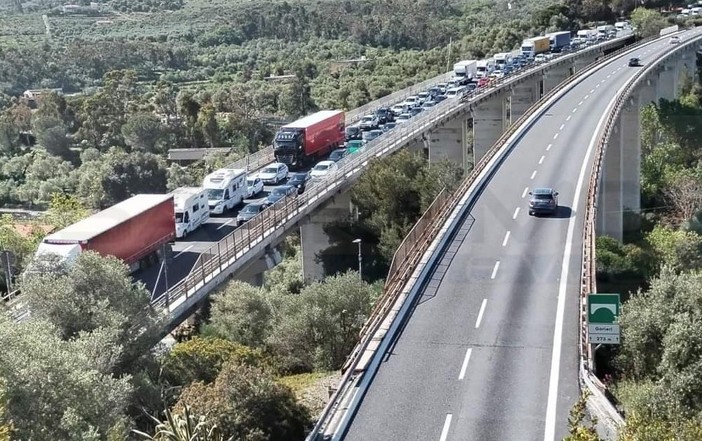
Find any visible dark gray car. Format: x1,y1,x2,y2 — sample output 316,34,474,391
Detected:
528,188,559,215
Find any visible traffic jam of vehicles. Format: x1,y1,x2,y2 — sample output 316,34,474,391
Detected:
26,24,630,276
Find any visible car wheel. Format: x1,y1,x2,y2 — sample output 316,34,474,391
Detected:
528,210,534,216
182,229,188,238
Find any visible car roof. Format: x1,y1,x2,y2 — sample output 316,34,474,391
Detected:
532,187,554,194
316,160,335,166
274,184,294,189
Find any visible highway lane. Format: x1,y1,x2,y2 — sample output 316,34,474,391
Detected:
342,34,691,441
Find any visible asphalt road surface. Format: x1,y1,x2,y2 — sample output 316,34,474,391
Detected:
342,32,698,441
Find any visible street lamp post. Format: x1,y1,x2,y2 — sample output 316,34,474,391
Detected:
352,238,362,280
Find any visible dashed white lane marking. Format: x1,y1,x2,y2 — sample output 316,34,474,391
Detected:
559,124,565,130
513,207,520,219
583,95,589,100
590,88,595,93
490,261,500,279
522,187,529,198
539,155,545,164
458,348,473,380
217,219,234,230
572,108,578,113
553,132,559,140
502,231,511,247
530,170,537,179
175,245,194,258
578,101,583,106
475,299,488,328
439,414,453,441
566,115,571,122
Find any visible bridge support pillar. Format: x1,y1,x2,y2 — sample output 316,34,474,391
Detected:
597,120,623,241
637,76,658,108
573,53,596,73
236,247,283,286
407,134,429,158
300,190,354,282
510,79,539,123
657,63,678,101
620,95,641,233
472,91,507,163
542,65,571,94
428,117,470,172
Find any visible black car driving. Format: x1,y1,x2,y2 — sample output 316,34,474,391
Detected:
287,172,312,194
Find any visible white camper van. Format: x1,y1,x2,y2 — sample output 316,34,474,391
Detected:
172,187,210,239
202,168,247,215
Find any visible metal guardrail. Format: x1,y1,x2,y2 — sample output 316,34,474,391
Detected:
305,34,646,441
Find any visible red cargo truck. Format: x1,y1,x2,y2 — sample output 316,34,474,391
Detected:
273,110,345,169
35,194,175,273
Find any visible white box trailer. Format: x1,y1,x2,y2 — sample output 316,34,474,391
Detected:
172,187,210,239
202,168,247,215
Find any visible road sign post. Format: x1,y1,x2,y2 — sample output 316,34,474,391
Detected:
587,293,621,345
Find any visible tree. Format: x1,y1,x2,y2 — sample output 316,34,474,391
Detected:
122,112,166,153
134,406,227,441
208,281,274,348
645,225,702,273
197,103,219,148
0,315,133,440
663,171,702,224
563,393,602,441
161,337,268,386
42,193,90,230
279,68,316,118
20,251,158,359
175,361,310,441
266,271,377,372
630,7,667,38
33,115,71,159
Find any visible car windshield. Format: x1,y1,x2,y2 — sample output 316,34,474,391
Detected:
315,164,329,171
175,213,184,223
246,179,256,186
290,174,305,182
242,205,260,213
534,194,553,200
272,188,288,195
262,167,277,174
362,116,373,121
398,115,410,120
207,189,224,199
330,151,343,158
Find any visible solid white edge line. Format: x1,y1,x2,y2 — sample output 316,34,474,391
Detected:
439,414,453,441
475,299,487,328
490,261,500,279
542,78,627,441
502,230,511,246
522,187,529,198
458,348,473,380
513,207,520,219
175,245,193,258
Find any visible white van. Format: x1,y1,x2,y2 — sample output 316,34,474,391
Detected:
202,168,247,215
172,187,210,239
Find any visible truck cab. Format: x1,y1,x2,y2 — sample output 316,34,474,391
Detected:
202,168,247,215
493,53,511,71
172,187,210,239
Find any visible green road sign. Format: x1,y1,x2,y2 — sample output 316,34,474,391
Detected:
588,293,620,324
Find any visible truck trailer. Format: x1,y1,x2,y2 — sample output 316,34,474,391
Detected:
452,60,478,82
547,31,571,52
521,36,550,58
33,194,175,273
274,110,345,169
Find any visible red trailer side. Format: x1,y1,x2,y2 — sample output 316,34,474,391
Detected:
84,197,175,265
303,111,345,158
42,194,175,269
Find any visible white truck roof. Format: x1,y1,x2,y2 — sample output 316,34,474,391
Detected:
43,194,172,244
171,187,206,210
283,110,343,130
203,168,246,189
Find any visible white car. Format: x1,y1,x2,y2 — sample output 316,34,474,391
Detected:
310,160,339,179
246,176,264,198
258,162,288,185
395,113,412,124
403,96,420,108
534,54,547,63
670,35,681,44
